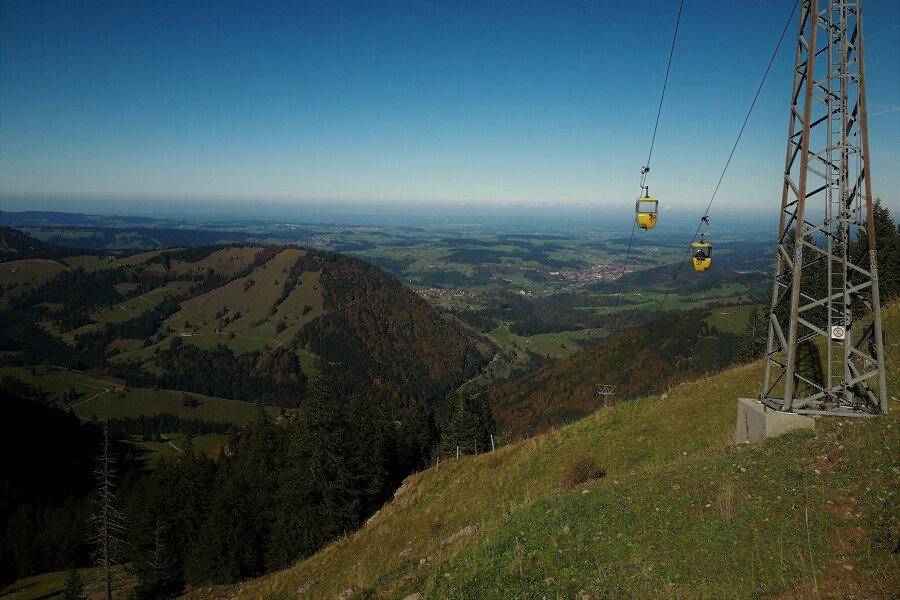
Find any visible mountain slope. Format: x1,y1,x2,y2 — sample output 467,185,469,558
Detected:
0,231,491,409
293,249,492,406
0,225,90,261
491,309,740,432
185,300,899,600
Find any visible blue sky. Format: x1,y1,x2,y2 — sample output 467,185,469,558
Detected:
1,0,898,219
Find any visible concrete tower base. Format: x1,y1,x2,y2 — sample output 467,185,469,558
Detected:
735,398,815,444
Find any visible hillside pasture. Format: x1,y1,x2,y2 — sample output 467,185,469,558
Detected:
0,366,278,425
0,565,133,600
0,365,124,402
583,283,755,314
468,324,609,390
267,269,325,344
107,338,147,352
704,303,761,334
0,258,69,285
127,434,185,468
107,342,162,364
489,324,607,360
165,248,322,354
116,248,177,266
93,294,157,324
69,387,276,424
91,280,193,325
127,433,231,469
61,254,117,272
181,331,273,354
168,245,267,277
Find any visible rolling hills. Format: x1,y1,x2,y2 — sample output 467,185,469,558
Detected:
183,299,899,600
0,228,491,410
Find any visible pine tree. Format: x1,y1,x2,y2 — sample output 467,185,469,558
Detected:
347,394,398,519
267,375,357,570
736,305,767,363
441,391,495,456
397,401,436,472
239,403,281,575
61,568,85,600
187,404,281,584
176,446,212,555
853,199,900,302
131,519,177,598
186,462,248,584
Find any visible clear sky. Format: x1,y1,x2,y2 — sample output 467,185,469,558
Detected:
1,0,898,219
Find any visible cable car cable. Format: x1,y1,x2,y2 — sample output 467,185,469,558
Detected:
644,0,685,172
654,0,798,312
613,0,685,311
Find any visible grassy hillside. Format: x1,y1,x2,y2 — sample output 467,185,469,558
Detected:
0,259,70,303
167,247,322,352
0,226,90,261
0,366,278,424
704,302,760,335
185,301,899,600
1,231,490,409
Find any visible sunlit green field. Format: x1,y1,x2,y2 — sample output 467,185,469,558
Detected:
704,303,762,334
0,366,278,425
127,432,232,469
488,324,607,360
0,259,70,304
62,254,116,272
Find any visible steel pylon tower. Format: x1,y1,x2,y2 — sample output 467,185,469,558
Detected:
761,0,887,416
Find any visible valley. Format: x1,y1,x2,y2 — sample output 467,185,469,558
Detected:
2,1,898,596
0,209,895,599
1,210,772,386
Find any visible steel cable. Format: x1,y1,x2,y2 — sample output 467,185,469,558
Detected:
613,0,685,311
655,0,799,313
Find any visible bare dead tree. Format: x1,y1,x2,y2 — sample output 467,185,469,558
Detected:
90,426,127,600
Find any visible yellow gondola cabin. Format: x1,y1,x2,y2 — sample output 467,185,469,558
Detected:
636,197,658,230
691,241,712,272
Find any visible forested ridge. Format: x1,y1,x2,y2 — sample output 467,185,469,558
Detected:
0,225,94,261
0,230,490,411
492,309,741,433
0,380,100,581
0,378,462,593
292,249,491,407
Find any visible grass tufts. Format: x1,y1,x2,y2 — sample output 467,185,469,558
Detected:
562,455,607,489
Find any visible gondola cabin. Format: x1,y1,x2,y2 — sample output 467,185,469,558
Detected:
691,241,712,272
636,197,658,230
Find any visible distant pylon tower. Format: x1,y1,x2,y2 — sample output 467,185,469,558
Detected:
761,0,887,415
596,384,616,408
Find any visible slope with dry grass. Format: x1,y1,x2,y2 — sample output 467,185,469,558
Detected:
185,301,899,600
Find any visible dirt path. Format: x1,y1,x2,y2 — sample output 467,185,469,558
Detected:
65,379,110,409
160,434,184,454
